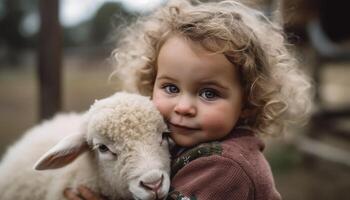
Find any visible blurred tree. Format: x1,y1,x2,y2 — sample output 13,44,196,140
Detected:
90,2,134,44
0,0,38,67
63,21,91,47
62,2,134,49
0,0,26,66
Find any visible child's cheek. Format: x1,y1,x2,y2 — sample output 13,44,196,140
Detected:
152,95,169,117
201,113,224,129
201,109,237,135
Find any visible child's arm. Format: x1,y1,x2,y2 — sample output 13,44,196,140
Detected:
64,186,107,200
168,155,254,200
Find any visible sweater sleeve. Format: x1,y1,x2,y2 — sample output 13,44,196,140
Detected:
167,155,255,200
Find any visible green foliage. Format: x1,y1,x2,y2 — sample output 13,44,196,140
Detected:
266,144,303,173
90,2,132,43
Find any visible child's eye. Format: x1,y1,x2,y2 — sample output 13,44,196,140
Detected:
199,88,219,100
163,84,179,94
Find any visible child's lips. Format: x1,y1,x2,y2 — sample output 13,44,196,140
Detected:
168,122,200,132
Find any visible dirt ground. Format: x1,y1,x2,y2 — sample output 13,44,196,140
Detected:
0,51,349,200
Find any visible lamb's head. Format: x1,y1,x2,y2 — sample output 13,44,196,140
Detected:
86,92,171,200
34,92,171,200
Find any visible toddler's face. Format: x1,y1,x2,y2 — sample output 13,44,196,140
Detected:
152,35,243,147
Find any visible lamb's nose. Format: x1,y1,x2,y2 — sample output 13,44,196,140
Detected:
140,175,163,192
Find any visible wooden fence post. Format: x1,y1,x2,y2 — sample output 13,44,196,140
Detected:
38,0,62,120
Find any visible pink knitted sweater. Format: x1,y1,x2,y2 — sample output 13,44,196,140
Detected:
167,128,281,200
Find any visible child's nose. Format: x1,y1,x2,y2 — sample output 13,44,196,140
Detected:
174,96,196,117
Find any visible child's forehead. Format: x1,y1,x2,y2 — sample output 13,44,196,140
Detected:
160,35,226,59
157,35,241,86
160,35,239,68
161,35,205,55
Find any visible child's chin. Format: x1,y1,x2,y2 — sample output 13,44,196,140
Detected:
171,134,198,147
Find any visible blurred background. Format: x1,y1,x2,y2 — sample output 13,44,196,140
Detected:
0,0,349,199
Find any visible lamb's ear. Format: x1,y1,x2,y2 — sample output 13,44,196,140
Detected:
34,132,89,170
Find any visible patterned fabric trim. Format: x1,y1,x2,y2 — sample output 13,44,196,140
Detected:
166,190,197,200
171,142,223,179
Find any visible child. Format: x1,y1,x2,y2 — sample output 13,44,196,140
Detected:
64,0,312,199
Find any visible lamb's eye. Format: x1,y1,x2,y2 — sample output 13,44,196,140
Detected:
93,143,117,158
98,144,109,153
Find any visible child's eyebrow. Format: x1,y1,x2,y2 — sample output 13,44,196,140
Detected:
155,75,176,82
199,80,229,90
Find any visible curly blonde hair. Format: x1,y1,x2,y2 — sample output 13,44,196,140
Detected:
111,0,312,136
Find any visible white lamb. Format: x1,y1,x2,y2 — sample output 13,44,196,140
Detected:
0,92,171,200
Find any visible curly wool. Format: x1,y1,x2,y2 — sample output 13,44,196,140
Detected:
86,92,167,144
